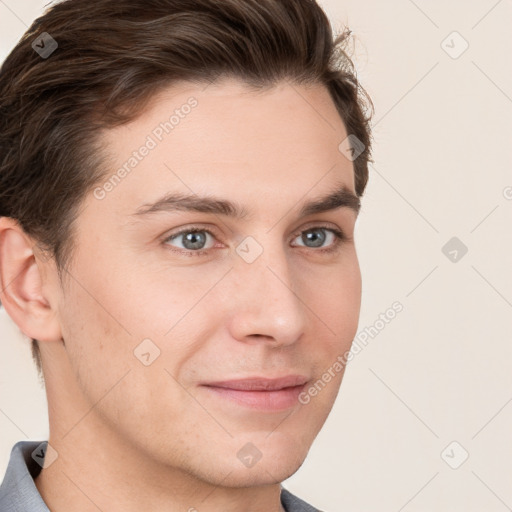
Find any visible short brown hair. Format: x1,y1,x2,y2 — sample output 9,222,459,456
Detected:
0,0,373,381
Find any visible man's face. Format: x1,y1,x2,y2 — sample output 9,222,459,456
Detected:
46,78,361,486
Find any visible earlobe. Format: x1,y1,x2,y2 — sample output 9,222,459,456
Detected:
0,217,62,343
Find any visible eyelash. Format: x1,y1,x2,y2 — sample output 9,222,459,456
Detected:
162,224,346,257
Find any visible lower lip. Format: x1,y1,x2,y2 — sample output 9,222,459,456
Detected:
202,384,306,411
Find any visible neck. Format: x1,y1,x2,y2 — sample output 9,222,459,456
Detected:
35,348,287,512
35,424,285,512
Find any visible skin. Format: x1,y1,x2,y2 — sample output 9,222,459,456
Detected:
0,78,362,512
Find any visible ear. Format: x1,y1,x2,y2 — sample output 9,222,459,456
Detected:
0,217,62,343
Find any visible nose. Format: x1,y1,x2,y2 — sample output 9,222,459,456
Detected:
225,246,306,348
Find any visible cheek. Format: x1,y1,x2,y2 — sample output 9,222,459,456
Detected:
58,282,129,396
61,258,220,391
301,255,361,344
57,277,195,440
296,261,361,424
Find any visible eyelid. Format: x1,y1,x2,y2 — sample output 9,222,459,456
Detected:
290,221,344,238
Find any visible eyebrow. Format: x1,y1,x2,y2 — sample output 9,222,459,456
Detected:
131,185,360,219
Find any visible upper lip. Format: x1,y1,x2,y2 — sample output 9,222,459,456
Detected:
202,375,309,391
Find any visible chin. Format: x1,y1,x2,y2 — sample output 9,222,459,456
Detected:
214,456,307,488
201,430,311,488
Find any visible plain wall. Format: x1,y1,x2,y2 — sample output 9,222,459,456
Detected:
1,0,511,510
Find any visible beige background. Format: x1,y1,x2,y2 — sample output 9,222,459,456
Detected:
1,0,511,510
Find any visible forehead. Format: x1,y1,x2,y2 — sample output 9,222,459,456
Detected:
94,78,355,218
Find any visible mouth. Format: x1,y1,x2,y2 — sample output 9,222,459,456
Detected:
200,375,309,411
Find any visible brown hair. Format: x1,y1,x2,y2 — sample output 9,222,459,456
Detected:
0,0,373,382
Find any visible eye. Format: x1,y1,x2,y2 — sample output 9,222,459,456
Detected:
292,227,344,250
164,228,216,252
162,225,346,257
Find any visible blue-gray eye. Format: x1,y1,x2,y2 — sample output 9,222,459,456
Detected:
304,229,325,247
167,230,214,251
293,228,338,248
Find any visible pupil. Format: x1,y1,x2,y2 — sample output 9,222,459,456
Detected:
303,229,325,247
183,232,206,250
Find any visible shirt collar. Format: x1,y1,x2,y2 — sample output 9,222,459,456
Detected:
0,440,50,512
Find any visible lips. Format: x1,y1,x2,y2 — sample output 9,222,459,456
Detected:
201,375,309,411
203,375,308,391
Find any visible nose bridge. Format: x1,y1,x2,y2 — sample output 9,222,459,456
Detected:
227,237,306,345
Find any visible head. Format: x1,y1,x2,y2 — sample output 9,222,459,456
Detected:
0,0,372,488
